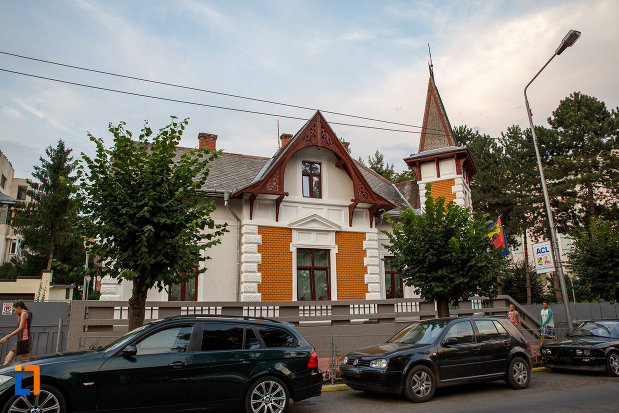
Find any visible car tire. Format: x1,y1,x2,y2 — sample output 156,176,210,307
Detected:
507,356,530,389
245,376,290,413
404,364,436,403
2,383,67,413
607,351,619,377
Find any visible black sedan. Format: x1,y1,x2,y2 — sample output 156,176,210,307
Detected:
340,317,532,402
540,320,619,377
0,315,322,413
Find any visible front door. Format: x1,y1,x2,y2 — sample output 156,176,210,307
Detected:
437,321,481,381
473,319,513,374
186,323,263,406
97,324,195,411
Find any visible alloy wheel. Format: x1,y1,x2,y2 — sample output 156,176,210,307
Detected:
250,380,287,413
8,390,61,413
512,361,528,385
411,370,432,398
610,353,619,375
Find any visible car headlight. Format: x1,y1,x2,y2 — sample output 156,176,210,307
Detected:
342,356,348,365
576,349,583,356
583,349,591,356
541,349,546,354
0,375,13,386
369,359,388,369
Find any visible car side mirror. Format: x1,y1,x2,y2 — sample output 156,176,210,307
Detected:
443,337,458,347
122,344,137,357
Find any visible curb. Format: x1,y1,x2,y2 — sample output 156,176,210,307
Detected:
321,368,550,392
322,383,351,392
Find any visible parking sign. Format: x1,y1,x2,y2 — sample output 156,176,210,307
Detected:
532,241,555,274
2,302,12,315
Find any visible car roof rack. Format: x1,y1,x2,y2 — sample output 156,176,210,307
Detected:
162,314,282,324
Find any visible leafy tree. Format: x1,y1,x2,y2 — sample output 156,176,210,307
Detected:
76,117,227,329
383,183,504,317
569,219,619,302
501,261,547,304
545,92,619,233
360,150,416,183
2,140,86,289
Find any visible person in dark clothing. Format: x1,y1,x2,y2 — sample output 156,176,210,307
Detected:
0,301,33,366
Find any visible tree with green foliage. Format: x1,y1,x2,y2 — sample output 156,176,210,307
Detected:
76,117,228,329
360,150,416,183
1,140,86,289
383,183,504,317
569,219,619,302
501,261,547,304
545,92,619,233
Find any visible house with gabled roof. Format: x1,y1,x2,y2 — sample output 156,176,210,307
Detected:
99,73,475,303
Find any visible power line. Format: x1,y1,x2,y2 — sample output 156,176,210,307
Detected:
0,50,446,134
0,67,449,135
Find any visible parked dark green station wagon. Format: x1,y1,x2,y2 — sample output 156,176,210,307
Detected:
0,315,322,413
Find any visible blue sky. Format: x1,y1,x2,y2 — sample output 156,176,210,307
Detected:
1,0,618,177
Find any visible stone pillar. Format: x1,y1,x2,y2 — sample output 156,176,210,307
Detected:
363,232,381,300
99,275,122,301
240,225,262,301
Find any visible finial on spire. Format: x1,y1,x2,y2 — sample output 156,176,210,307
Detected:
428,43,434,78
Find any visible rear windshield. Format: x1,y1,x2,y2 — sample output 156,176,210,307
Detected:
389,321,449,345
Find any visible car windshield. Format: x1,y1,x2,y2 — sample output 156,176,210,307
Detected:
97,323,154,352
389,321,449,345
571,321,619,339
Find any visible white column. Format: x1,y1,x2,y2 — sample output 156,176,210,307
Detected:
363,232,381,300
240,225,262,302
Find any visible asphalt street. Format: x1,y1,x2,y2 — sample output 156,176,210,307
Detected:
287,371,619,413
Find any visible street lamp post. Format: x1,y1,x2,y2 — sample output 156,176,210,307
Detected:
524,29,580,332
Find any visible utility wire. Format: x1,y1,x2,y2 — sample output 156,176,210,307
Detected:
0,67,449,135
0,50,446,134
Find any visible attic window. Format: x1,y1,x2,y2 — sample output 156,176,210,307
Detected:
302,162,321,198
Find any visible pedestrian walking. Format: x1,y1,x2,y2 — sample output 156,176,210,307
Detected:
0,301,33,366
540,301,554,338
508,304,522,329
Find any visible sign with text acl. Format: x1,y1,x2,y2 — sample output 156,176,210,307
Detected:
532,241,555,274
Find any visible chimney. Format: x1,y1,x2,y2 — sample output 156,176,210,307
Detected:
280,133,293,147
198,132,218,151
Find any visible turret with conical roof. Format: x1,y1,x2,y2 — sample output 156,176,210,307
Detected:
404,72,476,209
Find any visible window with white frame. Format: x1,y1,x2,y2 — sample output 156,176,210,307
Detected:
9,239,20,256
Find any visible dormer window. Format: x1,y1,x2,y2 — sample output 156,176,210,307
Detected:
302,161,321,198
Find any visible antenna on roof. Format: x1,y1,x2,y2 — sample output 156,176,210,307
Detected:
277,120,280,148
428,43,434,77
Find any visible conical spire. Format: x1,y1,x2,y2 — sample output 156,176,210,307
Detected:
418,74,455,152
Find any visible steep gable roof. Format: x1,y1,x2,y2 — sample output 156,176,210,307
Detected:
418,74,456,152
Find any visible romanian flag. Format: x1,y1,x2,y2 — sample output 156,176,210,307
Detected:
488,217,510,258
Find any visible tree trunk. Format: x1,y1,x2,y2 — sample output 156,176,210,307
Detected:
436,298,450,317
524,230,532,304
46,231,55,271
552,272,563,304
128,279,148,331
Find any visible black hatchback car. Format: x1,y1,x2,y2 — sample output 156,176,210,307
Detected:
540,320,619,376
341,317,532,402
0,315,321,413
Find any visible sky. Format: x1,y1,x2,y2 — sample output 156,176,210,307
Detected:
1,0,618,177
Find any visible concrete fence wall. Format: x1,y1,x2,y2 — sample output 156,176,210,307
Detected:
66,295,530,356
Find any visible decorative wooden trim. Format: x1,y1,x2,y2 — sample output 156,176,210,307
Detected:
348,201,359,227
235,112,395,218
369,205,377,228
275,194,286,222
435,159,440,178
249,194,257,220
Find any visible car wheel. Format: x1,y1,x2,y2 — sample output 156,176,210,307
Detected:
2,383,67,413
245,376,289,413
507,357,530,389
404,364,436,403
607,351,619,377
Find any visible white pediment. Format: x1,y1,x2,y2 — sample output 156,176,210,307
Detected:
288,214,341,231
